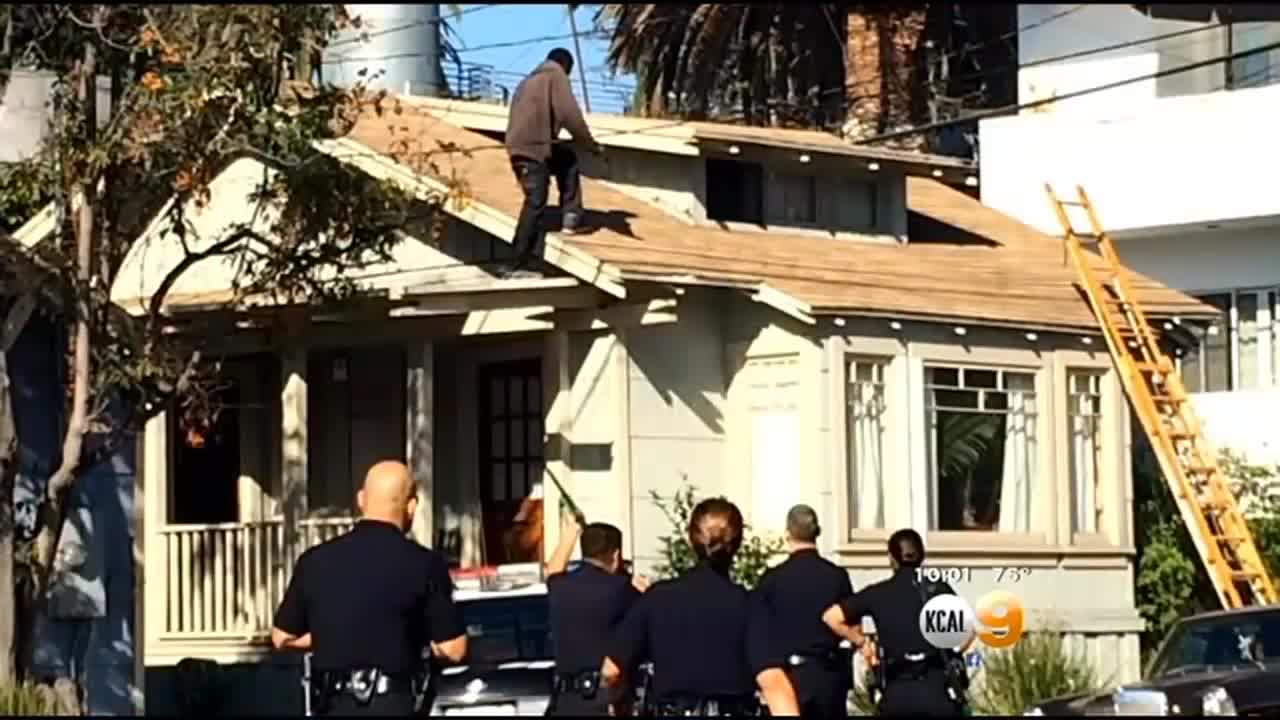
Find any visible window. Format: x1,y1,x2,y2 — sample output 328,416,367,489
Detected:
1067,370,1104,535
774,172,818,225
1181,289,1280,392
1229,23,1280,89
459,594,552,666
925,366,1038,533
705,158,764,224
847,357,889,532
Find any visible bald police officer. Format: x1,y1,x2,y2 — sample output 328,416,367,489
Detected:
601,497,801,716
272,461,468,716
545,511,645,715
754,505,861,719
822,528,964,717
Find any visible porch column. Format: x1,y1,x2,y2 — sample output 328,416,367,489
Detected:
280,347,308,565
406,342,434,547
543,329,573,562
141,411,168,664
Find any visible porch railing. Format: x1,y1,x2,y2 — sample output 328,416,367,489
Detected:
158,517,357,639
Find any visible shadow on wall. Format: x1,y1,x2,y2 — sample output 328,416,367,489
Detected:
9,313,140,714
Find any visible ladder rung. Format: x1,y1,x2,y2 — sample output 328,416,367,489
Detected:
1151,394,1184,405
1182,464,1214,475
1214,535,1248,545
1233,571,1262,581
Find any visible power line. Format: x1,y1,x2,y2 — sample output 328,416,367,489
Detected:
852,39,1280,146
456,27,607,55
327,5,502,50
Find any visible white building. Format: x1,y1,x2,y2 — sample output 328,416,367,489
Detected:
978,4,1280,465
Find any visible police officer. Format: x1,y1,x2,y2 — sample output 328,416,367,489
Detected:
754,505,860,719
821,528,963,717
601,497,801,716
545,511,646,715
271,460,469,716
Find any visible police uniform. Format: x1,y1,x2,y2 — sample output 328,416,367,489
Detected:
837,567,961,717
755,549,854,719
546,562,641,715
273,519,464,716
608,563,780,716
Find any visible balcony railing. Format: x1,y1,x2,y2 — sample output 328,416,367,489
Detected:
158,517,357,639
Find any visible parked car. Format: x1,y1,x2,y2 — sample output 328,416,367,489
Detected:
430,579,555,717
1024,605,1280,716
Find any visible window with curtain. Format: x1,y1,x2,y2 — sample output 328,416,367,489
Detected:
1067,370,1104,535
1182,293,1233,393
847,357,889,533
925,365,1038,533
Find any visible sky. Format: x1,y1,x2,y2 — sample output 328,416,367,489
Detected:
448,4,637,113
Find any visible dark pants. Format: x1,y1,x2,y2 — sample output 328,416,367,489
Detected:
510,143,583,267
319,689,415,717
787,664,850,719
546,690,610,716
880,670,961,716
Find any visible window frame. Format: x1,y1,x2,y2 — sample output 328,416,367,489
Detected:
1179,286,1280,392
1065,368,1107,538
922,362,1042,535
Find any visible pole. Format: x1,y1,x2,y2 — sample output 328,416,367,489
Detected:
566,5,592,113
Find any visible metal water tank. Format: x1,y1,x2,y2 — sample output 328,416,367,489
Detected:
321,4,445,96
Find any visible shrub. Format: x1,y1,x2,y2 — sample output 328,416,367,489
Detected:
0,683,57,716
971,630,1105,716
649,482,784,590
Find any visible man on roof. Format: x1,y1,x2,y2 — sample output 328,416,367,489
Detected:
504,47,603,278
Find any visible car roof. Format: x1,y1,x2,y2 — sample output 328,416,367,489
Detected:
454,582,548,603
1183,605,1280,623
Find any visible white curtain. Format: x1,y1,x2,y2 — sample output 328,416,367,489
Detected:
998,375,1037,533
850,381,885,529
1070,395,1099,534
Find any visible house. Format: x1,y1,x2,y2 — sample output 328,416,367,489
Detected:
977,4,1280,464
20,92,1215,709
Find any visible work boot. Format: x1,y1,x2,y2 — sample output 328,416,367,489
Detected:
560,212,584,235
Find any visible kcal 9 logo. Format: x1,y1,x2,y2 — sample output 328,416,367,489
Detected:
919,590,1025,651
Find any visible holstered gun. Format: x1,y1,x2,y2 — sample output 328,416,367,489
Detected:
412,650,440,716
865,641,885,709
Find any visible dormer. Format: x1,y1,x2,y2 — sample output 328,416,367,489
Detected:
401,97,976,245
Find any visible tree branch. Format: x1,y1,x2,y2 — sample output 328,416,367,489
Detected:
144,227,260,348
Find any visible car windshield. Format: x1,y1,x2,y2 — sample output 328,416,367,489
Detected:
1148,610,1280,678
459,594,553,666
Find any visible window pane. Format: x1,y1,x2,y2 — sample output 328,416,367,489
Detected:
1239,292,1259,390
526,379,542,414
927,367,960,387
1201,294,1232,392
848,359,888,531
510,420,526,458
490,464,508,501
507,379,523,418
490,377,506,415
1068,370,1104,535
966,369,998,388
528,462,543,491
1272,291,1279,387
928,365,1038,533
510,463,526,497
528,422,542,459
1181,342,1204,393
490,422,507,458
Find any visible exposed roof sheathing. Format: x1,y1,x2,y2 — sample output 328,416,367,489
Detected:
345,102,1215,331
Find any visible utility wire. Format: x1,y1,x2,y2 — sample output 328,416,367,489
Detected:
853,39,1280,146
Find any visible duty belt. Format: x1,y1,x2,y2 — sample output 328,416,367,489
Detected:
653,696,760,716
315,668,412,707
882,651,946,683
553,670,602,700
785,649,844,669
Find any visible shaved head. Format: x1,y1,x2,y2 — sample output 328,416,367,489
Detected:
358,460,417,530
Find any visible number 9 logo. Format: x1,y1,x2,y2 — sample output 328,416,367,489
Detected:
975,590,1025,649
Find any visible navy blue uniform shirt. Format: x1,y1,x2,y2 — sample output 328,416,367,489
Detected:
609,563,782,703
755,548,855,658
273,519,465,675
838,567,956,658
547,562,641,675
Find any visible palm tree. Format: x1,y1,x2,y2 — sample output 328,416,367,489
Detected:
593,4,850,128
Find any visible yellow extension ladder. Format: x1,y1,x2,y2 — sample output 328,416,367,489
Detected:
1045,183,1278,609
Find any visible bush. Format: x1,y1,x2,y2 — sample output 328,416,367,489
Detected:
0,684,57,716
971,630,1105,715
649,482,784,589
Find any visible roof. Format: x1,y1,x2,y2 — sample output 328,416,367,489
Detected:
401,96,976,182
341,101,1215,332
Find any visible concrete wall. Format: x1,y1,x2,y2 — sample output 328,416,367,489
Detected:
0,70,113,162
1015,5,1280,108
979,81,1280,235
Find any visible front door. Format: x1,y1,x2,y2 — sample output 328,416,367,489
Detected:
477,358,544,564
